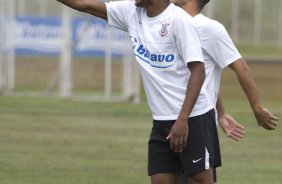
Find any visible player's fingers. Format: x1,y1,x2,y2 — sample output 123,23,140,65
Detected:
230,130,244,140
234,128,246,136
231,133,244,141
169,134,175,150
260,122,272,130
166,133,171,140
262,120,276,129
267,119,278,126
265,120,277,130
173,136,180,152
183,133,188,148
270,115,279,121
233,131,245,140
230,130,245,139
236,124,246,131
228,132,241,141
178,138,183,153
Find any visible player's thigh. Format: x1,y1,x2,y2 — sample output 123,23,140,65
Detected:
177,168,217,184
148,120,183,176
151,172,180,184
187,168,214,184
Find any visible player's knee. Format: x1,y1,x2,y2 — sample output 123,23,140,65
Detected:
187,169,214,184
151,173,179,184
187,178,213,184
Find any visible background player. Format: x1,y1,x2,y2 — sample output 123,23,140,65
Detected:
171,0,278,136
170,0,279,183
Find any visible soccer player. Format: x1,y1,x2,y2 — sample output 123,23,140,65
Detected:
170,0,278,135
169,0,279,183
56,0,221,183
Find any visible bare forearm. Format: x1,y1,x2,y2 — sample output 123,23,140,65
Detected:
216,93,225,118
229,59,279,130
178,62,205,120
56,0,107,20
230,59,262,111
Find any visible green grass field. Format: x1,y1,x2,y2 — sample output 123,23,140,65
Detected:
1,57,282,184
0,95,281,184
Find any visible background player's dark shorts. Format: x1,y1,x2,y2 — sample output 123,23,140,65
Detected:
148,109,221,177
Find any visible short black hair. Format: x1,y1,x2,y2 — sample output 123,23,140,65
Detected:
198,0,211,10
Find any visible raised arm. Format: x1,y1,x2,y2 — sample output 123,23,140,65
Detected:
229,58,279,130
56,0,107,20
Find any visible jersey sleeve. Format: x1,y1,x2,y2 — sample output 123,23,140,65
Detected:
173,14,204,65
106,1,134,32
202,21,242,69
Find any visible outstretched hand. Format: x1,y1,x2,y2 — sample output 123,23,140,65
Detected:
218,114,246,141
254,107,279,130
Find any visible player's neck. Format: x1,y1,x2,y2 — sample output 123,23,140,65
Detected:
146,1,171,17
180,2,200,17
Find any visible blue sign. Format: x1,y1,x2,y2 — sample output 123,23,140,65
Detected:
13,16,129,57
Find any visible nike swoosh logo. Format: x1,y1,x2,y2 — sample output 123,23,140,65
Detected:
192,158,203,163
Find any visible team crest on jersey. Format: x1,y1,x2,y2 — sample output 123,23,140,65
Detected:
159,22,170,37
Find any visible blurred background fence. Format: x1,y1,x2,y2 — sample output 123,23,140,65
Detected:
205,0,282,49
0,0,281,102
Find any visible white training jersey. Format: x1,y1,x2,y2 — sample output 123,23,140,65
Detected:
106,1,213,120
193,14,242,108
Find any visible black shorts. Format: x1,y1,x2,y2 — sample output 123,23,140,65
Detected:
148,109,221,177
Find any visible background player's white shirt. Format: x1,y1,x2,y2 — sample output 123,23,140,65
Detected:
106,1,213,120
194,14,242,108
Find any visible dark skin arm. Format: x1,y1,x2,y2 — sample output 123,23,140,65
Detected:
166,61,205,152
229,59,279,130
56,0,107,20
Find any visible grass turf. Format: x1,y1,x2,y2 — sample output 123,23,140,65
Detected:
0,96,281,184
